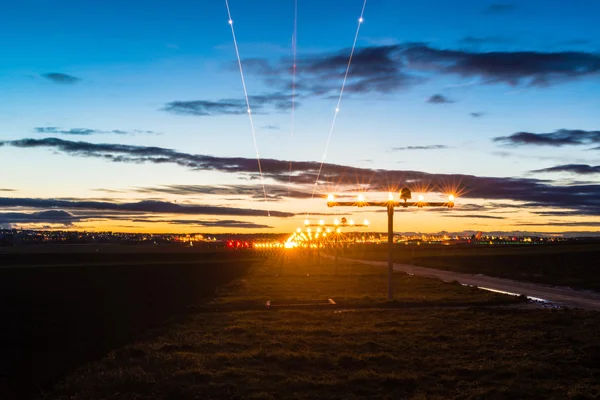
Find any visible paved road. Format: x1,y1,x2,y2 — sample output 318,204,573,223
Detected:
339,257,600,310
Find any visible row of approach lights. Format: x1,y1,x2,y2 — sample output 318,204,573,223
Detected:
326,190,455,208
303,217,369,228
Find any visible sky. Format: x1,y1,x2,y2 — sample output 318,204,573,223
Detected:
0,0,599,234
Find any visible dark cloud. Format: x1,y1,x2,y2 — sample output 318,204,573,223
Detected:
484,3,516,13
442,214,505,220
391,145,449,151
0,209,272,229
518,221,600,227
0,210,79,226
0,189,15,192
163,93,294,116
40,73,80,84
427,94,454,104
138,219,272,229
244,43,600,96
470,112,485,118
133,184,312,200
494,129,600,146
0,197,293,218
532,164,600,175
243,45,419,97
34,127,159,135
261,125,280,130
3,137,599,216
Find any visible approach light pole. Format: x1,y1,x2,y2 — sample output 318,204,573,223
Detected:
327,189,455,300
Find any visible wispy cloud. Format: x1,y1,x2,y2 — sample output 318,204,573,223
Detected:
40,73,81,84
494,129,600,147
33,127,159,136
261,125,281,130
391,145,450,151
532,164,600,175
470,112,485,118
163,93,295,117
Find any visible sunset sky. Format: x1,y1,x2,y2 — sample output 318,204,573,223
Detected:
1,0,599,234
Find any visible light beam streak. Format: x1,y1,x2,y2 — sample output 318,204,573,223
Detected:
225,0,270,217
288,0,298,196
308,0,368,214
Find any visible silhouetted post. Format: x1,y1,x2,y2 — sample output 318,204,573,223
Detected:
387,202,394,300
326,189,454,300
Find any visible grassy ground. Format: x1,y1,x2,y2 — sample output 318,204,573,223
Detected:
214,251,520,309
46,252,600,399
345,243,600,291
0,251,255,399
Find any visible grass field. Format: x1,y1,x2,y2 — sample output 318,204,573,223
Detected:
0,249,256,399
345,243,600,291
46,251,600,399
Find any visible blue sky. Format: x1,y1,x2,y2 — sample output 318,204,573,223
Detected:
1,0,599,233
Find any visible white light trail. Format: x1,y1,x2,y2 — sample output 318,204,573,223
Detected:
225,0,270,217
288,0,298,196
307,0,368,215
